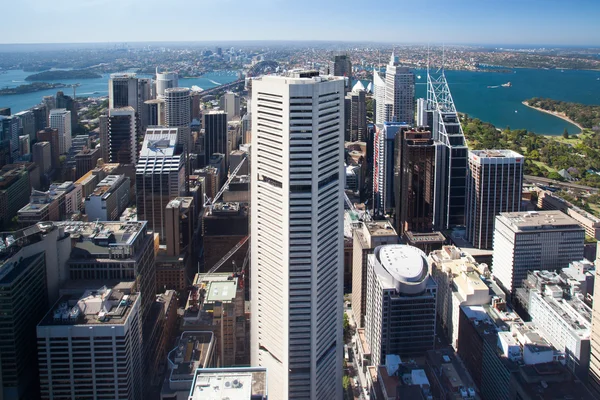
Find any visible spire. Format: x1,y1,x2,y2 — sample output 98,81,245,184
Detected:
389,50,395,65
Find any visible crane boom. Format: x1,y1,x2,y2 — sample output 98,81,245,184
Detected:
200,235,249,282
204,155,247,211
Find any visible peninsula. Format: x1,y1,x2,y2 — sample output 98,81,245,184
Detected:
524,97,600,130
25,70,101,81
0,82,66,95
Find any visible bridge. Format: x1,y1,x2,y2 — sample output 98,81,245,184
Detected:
199,79,245,97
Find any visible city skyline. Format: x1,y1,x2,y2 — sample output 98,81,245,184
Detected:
2,0,600,45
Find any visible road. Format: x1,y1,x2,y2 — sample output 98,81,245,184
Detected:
199,79,244,96
524,175,599,193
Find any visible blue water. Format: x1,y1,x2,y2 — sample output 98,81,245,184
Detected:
0,69,240,113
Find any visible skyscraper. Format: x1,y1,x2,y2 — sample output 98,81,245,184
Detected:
492,210,584,295
107,106,139,164
384,52,415,125
373,69,386,125
590,249,600,397
109,73,139,110
49,108,72,154
345,86,367,142
333,54,352,92
251,72,344,400
203,110,228,168
465,150,524,249
0,115,19,161
221,91,241,121
155,69,179,98
55,90,78,130
164,87,191,148
136,127,185,241
36,127,60,170
395,127,436,236
373,122,408,217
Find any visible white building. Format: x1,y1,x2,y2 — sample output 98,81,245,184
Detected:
37,282,143,400
365,244,437,366
49,108,72,154
416,98,428,127
492,211,585,294
156,70,179,98
84,174,130,221
429,246,492,350
221,91,240,121
164,87,191,148
384,52,415,125
373,69,386,125
250,72,344,400
188,367,267,400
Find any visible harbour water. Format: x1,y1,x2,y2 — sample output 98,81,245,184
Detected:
1,68,599,135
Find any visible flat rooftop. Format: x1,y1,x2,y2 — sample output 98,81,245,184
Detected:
206,280,237,303
470,149,523,158
498,210,582,231
405,231,445,243
168,331,214,381
39,282,138,326
188,368,267,400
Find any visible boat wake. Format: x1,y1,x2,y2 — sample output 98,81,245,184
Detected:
208,80,221,85
487,85,500,89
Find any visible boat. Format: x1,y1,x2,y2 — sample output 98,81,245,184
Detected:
93,91,99,94
501,82,512,87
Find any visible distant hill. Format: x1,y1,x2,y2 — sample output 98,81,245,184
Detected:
25,70,101,81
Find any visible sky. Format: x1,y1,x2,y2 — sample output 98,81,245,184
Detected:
2,0,600,46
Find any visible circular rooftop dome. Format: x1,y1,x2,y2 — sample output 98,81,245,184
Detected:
376,245,429,294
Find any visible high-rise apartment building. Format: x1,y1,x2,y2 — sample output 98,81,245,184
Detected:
49,108,72,154
164,87,191,148
37,282,143,400
156,69,179,97
465,150,524,249
394,127,436,236
250,72,344,400
107,107,139,164
492,211,584,295
203,110,228,168
345,88,367,142
136,127,185,241
373,122,408,217
352,221,399,328
365,244,437,365
384,53,415,125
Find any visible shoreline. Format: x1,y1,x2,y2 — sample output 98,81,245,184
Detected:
521,101,584,132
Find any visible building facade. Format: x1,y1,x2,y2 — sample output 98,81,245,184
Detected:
203,110,228,168
164,87,191,148
107,107,139,164
49,109,72,154
384,53,415,125
250,73,344,400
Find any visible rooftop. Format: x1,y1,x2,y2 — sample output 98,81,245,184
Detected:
89,175,126,199
404,231,445,243
39,282,138,326
167,331,214,384
470,149,523,159
205,281,237,303
498,211,583,231
188,368,267,400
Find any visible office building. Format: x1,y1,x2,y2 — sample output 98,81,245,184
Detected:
465,150,524,250
37,128,60,170
333,54,352,93
33,141,52,175
492,211,585,294
37,282,143,400
0,165,30,229
84,174,130,221
74,147,101,179
250,72,344,400
345,87,367,142
0,107,10,116
366,358,432,400
183,272,248,366
429,246,493,350
136,127,185,241
424,349,480,400
109,73,140,111
107,106,139,164
160,331,215,400
13,109,36,142
373,69,386,125
373,122,408,217
42,96,55,116
365,245,437,365
591,250,600,396
221,92,240,121
55,90,78,129
202,202,249,272
395,127,436,236
143,98,165,129
156,69,179,97
164,87,191,148
0,249,48,400
352,220,399,328
384,53,415,125
49,108,72,154
188,367,267,400
18,181,82,227
0,115,19,161
32,105,48,134
204,110,228,167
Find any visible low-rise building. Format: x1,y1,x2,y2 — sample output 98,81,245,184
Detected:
425,349,480,400
84,174,130,221
187,367,267,400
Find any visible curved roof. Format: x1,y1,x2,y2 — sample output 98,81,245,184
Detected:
366,82,373,93
352,80,365,92
378,245,426,283
373,69,385,87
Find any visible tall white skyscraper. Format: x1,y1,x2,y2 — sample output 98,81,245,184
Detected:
384,52,415,125
49,108,72,154
251,72,344,400
164,87,191,148
155,69,179,98
373,69,386,125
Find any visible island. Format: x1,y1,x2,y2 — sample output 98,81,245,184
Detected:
25,70,101,81
0,82,67,95
524,97,600,130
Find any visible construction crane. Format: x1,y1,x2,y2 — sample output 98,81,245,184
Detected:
199,235,250,284
203,154,247,214
344,191,372,222
71,83,81,99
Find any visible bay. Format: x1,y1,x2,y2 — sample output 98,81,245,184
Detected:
0,69,240,114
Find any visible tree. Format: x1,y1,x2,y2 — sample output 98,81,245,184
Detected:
343,313,350,340
563,128,569,139
343,375,351,390
548,171,565,181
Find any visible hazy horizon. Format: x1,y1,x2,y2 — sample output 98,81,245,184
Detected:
1,0,599,46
